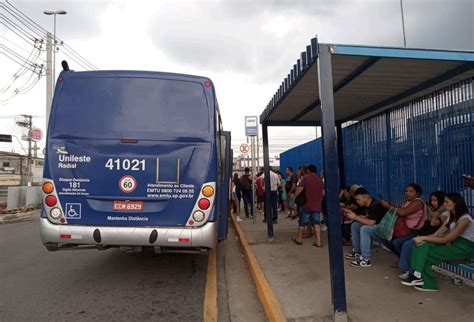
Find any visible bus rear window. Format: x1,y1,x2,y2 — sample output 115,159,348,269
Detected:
53,77,210,135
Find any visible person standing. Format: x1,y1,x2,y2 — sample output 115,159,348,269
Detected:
262,167,280,223
255,171,264,214
285,167,298,219
277,172,287,212
231,173,242,221
292,164,325,247
240,167,254,219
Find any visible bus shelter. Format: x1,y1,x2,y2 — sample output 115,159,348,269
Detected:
259,38,474,320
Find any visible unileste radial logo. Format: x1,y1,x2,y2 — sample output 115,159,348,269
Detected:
119,175,137,193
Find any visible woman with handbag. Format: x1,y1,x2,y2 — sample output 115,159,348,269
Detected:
398,191,450,280
379,183,427,260
402,193,474,291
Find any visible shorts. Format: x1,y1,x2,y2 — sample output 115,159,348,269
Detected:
232,192,238,202
299,208,321,227
287,194,296,209
257,195,264,203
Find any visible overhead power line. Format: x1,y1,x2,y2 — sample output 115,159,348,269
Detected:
3,0,98,70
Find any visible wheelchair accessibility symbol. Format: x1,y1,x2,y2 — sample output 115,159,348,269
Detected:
65,203,81,219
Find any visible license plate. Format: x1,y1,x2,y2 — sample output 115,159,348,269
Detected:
113,200,144,211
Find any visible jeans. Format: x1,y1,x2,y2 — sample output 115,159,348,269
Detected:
399,239,415,271
242,190,253,217
351,222,378,260
375,230,419,257
278,190,285,211
270,190,278,221
264,191,278,221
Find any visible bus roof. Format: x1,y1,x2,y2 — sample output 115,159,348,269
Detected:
59,69,212,83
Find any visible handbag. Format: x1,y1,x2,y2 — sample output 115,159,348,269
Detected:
393,202,426,238
295,189,306,206
375,208,398,241
393,216,412,238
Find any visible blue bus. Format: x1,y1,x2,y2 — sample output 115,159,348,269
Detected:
41,68,231,253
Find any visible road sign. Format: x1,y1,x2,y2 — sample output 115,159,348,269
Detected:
240,144,250,154
31,128,43,142
119,175,137,193
0,134,12,142
245,116,258,136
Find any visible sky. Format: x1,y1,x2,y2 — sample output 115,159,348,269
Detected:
1,0,473,162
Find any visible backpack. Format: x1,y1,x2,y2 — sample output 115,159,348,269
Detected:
240,175,252,191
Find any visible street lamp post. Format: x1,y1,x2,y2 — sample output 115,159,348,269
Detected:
43,10,67,92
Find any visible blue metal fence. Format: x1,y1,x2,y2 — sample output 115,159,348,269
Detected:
279,138,324,175
280,77,474,207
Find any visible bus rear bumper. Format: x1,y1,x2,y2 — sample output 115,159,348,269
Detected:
40,218,218,251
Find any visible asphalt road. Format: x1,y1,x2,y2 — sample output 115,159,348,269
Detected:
0,217,209,321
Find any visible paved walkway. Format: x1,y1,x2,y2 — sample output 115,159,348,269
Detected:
237,210,473,322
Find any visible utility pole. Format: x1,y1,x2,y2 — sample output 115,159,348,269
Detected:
16,115,33,186
46,32,53,129
400,0,407,47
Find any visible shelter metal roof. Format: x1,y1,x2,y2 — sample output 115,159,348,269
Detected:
259,39,474,126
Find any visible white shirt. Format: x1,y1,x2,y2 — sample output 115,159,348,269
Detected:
449,214,474,242
261,171,280,191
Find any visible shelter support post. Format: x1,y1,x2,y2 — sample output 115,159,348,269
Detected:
262,123,274,238
336,123,346,189
317,44,348,320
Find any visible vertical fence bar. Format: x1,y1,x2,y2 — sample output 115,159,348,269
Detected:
385,111,392,200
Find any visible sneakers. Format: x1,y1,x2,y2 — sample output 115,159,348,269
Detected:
321,224,327,231
236,216,243,222
344,250,361,260
414,286,437,292
401,275,424,286
350,258,372,267
398,271,410,280
381,244,392,252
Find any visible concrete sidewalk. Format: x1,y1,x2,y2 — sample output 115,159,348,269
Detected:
237,211,473,322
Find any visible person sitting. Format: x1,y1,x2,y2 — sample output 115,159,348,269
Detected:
340,185,363,246
344,187,387,267
379,183,427,264
402,193,474,291
398,191,450,279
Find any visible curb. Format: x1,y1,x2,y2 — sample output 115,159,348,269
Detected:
203,248,218,322
0,210,38,224
229,214,287,322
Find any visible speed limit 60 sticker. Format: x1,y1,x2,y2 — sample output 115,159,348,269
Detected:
119,175,137,193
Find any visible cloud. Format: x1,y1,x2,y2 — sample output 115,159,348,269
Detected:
149,0,472,84
10,0,113,40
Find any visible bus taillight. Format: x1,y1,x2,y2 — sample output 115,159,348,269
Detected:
202,185,214,197
42,182,54,194
50,207,62,219
45,195,57,207
192,210,205,222
198,198,210,210
186,182,216,227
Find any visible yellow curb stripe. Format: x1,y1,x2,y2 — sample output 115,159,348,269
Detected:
203,248,218,322
230,214,287,322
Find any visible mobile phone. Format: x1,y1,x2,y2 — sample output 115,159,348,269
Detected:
463,174,470,178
